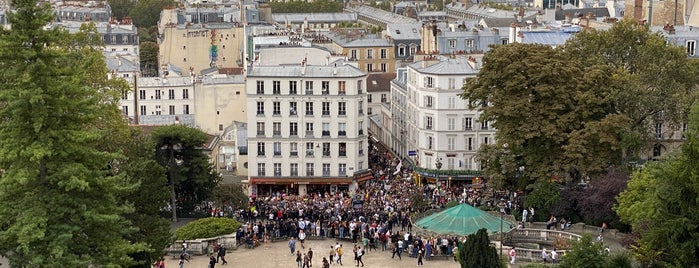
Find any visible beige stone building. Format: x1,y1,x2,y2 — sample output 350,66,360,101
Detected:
158,7,245,75
193,74,247,135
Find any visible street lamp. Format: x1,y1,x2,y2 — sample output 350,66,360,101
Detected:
435,157,442,185
163,143,183,222
448,176,452,188
498,199,507,256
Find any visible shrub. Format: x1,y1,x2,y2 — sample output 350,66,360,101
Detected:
445,200,460,208
174,217,242,240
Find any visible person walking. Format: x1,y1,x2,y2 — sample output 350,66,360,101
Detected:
217,243,228,265
541,248,548,263
209,253,217,268
551,248,558,263
299,229,307,249
322,257,330,268
355,246,364,267
328,246,335,265
289,237,297,255
508,247,516,264
336,244,344,266
308,248,314,267
417,248,424,266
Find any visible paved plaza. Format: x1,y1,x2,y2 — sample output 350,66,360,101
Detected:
164,238,461,268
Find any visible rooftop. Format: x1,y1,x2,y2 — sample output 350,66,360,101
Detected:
346,5,417,24
386,23,421,40
325,30,392,47
366,72,396,92
138,76,193,87
248,64,365,78
409,56,482,75
272,13,358,23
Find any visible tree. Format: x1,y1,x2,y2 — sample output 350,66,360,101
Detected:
460,43,623,186
558,235,615,268
457,228,503,268
524,182,561,222
129,0,176,28
213,184,250,211
108,0,135,20
614,102,699,267
140,41,159,77
0,1,142,266
152,125,221,222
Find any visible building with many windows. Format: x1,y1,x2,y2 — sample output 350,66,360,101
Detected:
120,76,196,126
246,62,370,196
404,56,494,184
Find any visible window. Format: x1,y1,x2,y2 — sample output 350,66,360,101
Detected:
425,77,434,88
256,81,265,94
687,40,696,56
358,141,364,155
306,142,314,156
257,163,265,176
290,142,298,156
274,142,281,156
367,49,373,59
484,137,489,145
322,123,330,136
305,102,314,115
338,81,346,95
305,122,314,136
448,39,456,48
683,123,688,140
380,48,387,59
139,90,146,100
502,39,509,45
465,39,474,47
257,142,265,156
322,81,330,95
273,122,281,136
428,136,433,149
448,136,455,150
381,63,386,72
655,123,663,139
339,143,346,157
358,121,364,135
256,122,265,136
481,120,489,130
381,94,387,102
305,81,313,95
448,97,455,109
357,80,363,92
122,106,128,116
367,94,372,103
322,142,330,156
273,102,281,115
169,105,175,115
398,46,406,56
425,96,433,107
367,64,373,72
463,117,472,130
122,35,128,44
155,106,161,115
359,101,364,115
339,163,346,176
448,158,455,170
322,102,330,115
425,116,433,129
289,102,297,115
323,163,331,176
448,117,455,130
467,137,473,150
448,78,455,89
182,89,189,99
306,163,314,176
274,163,282,176
183,105,189,114
338,102,346,115
350,49,357,60
289,81,298,95
256,101,265,115
290,163,298,176
272,80,281,94
338,123,346,136
155,90,161,100
290,122,298,136
168,89,175,99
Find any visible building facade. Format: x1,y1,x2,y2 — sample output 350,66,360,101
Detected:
405,57,494,183
246,63,370,196
119,76,196,126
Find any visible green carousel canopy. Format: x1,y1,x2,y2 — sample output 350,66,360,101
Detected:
415,204,514,236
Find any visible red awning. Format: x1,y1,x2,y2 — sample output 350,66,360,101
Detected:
249,177,353,185
355,172,374,182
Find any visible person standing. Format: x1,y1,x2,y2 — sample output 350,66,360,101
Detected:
303,253,310,268
417,248,424,266
308,248,314,267
299,229,307,249
289,237,297,255
217,243,228,265
296,251,303,268
322,257,330,268
541,248,548,263
209,253,217,268
508,247,516,264
521,208,528,225
551,248,558,263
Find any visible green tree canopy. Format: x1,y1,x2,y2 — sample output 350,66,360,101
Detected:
614,101,699,267
140,41,159,77
108,0,135,20
456,228,503,268
558,234,632,268
130,0,177,28
461,20,699,187
270,0,343,13
152,125,221,221
0,0,143,266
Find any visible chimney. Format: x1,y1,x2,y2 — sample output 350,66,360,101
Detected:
467,56,478,69
333,63,337,75
301,58,307,75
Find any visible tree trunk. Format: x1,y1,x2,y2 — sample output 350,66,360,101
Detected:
169,146,178,222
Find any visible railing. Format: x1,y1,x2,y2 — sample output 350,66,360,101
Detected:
412,165,483,177
493,229,582,262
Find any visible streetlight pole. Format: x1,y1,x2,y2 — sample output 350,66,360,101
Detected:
498,200,505,256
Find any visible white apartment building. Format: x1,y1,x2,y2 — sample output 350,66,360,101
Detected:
405,56,494,183
246,63,370,196
119,76,196,126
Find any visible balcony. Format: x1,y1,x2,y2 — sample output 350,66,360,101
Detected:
273,131,281,136
323,151,330,157
338,131,346,136
290,131,298,136
323,170,331,176
256,131,265,136
305,131,314,137
322,90,329,95
358,130,364,135
306,150,314,156
305,90,313,95
305,111,313,116
290,151,298,157
322,131,330,137
338,111,346,116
